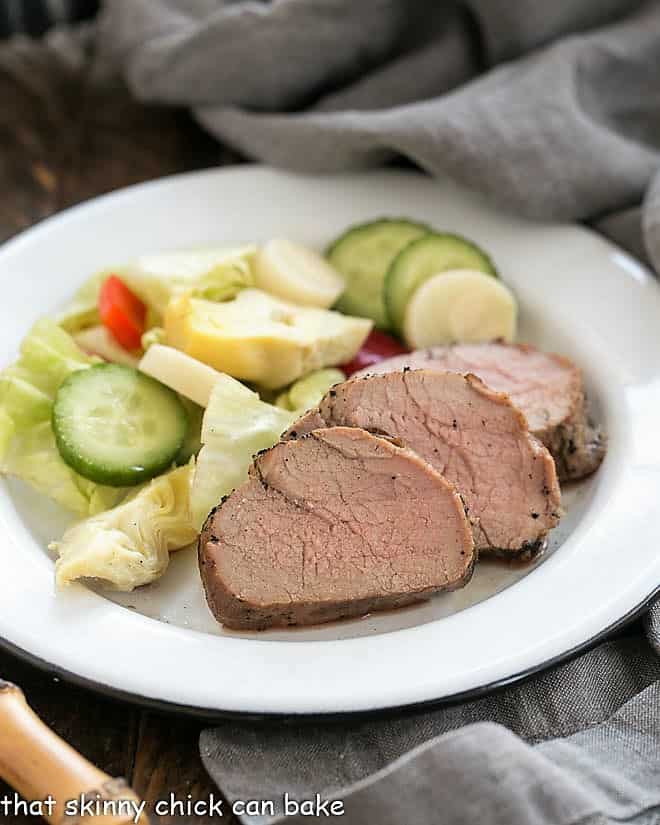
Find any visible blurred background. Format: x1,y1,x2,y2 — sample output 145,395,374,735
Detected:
0,0,230,246
0,1,98,37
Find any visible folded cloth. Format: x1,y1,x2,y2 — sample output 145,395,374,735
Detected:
0,0,98,37
200,633,660,825
95,1,660,821
97,0,660,268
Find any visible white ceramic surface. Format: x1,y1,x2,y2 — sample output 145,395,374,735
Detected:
0,167,658,715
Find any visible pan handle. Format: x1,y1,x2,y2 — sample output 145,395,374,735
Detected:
0,680,149,824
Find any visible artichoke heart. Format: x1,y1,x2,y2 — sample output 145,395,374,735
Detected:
51,464,197,591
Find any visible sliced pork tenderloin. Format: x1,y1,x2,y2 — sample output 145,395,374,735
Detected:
287,371,562,557
353,342,605,482
199,426,475,630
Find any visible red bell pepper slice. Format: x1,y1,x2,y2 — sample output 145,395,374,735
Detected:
340,329,409,377
98,275,147,351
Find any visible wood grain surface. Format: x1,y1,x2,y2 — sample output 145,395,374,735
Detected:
0,30,240,825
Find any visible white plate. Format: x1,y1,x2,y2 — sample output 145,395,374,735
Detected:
0,167,658,716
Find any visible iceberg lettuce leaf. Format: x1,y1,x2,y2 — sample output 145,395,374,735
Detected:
13,318,96,395
3,422,124,515
0,318,94,443
52,464,197,591
55,270,107,332
0,319,127,515
191,374,296,529
121,247,256,317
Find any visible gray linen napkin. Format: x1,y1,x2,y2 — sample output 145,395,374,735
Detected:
95,1,660,821
200,636,660,825
97,0,660,261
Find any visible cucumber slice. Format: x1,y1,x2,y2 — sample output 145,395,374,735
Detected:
176,396,204,464
403,269,517,349
385,233,497,335
52,363,187,486
327,219,429,328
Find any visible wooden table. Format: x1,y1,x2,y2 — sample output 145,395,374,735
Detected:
0,33,241,824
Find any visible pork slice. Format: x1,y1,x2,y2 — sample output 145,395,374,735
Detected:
354,342,605,482
287,371,562,556
199,426,475,630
